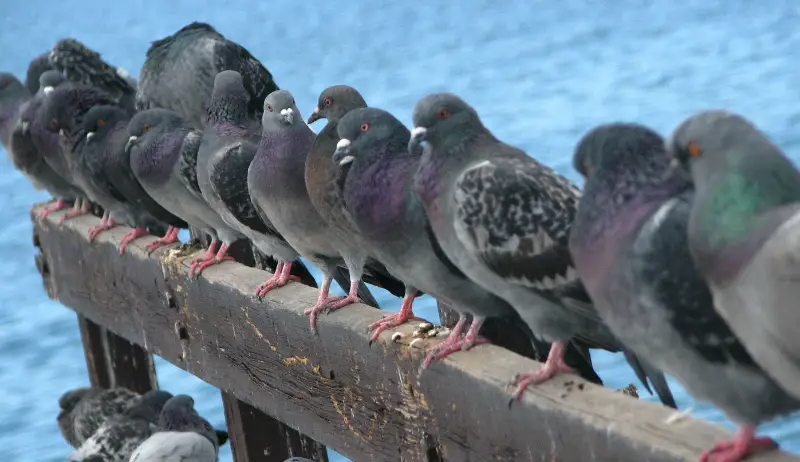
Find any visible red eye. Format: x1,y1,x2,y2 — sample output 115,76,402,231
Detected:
97,119,105,127
360,123,369,132
51,119,58,129
267,105,273,112
323,97,333,107
142,124,151,133
438,109,449,120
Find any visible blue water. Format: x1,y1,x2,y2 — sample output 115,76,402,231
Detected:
1,1,799,460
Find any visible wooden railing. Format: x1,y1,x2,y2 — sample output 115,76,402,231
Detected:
29,202,799,462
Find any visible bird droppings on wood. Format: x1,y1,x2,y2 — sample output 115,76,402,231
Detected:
392,332,404,343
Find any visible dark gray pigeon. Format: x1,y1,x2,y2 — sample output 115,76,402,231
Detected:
49,38,136,110
68,390,173,462
11,70,84,218
306,85,419,333
57,387,139,448
669,111,800,404
571,122,797,462
38,82,125,225
129,395,224,462
24,52,54,94
82,105,188,253
136,22,278,129
332,107,602,383
249,89,377,332
408,93,675,406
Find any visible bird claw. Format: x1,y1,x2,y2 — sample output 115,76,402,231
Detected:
367,312,424,343
322,294,360,314
699,435,777,462
509,361,576,403
189,256,234,278
255,274,300,299
419,333,488,372
59,207,88,225
119,228,149,255
145,235,179,255
38,200,70,219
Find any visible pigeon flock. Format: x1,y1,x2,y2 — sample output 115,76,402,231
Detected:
57,386,227,462
2,21,800,462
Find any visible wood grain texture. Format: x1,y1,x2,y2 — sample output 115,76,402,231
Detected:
31,203,798,462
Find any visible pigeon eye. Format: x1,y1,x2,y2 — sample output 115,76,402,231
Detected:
50,119,58,129
142,125,151,133
97,119,105,127
438,109,450,120
323,97,333,107
687,141,702,158
360,123,370,132
266,104,273,112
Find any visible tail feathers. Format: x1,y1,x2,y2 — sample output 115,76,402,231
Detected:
623,350,677,409
333,266,379,309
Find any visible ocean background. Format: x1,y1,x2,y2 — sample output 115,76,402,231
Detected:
1,0,799,460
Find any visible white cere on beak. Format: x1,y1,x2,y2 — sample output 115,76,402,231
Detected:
43,86,54,95
116,67,130,79
336,138,351,150
411,126,427,138
313,107,320,114
21,121,29,133
58,129,65,137
280,107,294,124
85,132,95,142
338,155,355,166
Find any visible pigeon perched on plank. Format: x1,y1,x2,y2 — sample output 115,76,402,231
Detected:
57,387,139,448
669,111,800,401
49,38,136,111
249,88,378,331
571,122,799,462
305,85,417,329
68,389,173,462
130,395,224,462
408,93,674,406
136,22,278,129
332,107,602,381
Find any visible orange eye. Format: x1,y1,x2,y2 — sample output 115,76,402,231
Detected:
324,97,333,107
266,104,273,112
97,119,105,127
360,123,370,132
438,109,449,120
687,142,702,158
143,124,151,133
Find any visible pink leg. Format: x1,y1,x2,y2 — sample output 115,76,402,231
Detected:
303,276,334,333
191,241,234,277
145,226,181,255
255,261,300,297
324,279,363,311
39,199,71,219
189,240,219,277
369,290,425,343
421,315,489,370
699,426,777,462
59,198,91,225
511,341,575,401
119,227,150,255
87,211,118,241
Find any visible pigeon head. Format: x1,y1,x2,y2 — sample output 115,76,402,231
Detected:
262,90,302,129
573,123,668,181
83,105,128,144
208,70,250,124
39,83,117,136
333,107,410,167
124,390,173,421
24,52,54,94
126,108,183,152
57,387,93,413
159,395,220,446
409,93,482,154
307,85,367,124
39,70,66,96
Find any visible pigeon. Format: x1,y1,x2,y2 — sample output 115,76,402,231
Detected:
249,88,378,332
11,70,84,218
407,93,675,406
571,122,799,462
332,107,602,381
49,38,136,110
129,395,223,462
81,105,188,253
68,390,173,462
669,112,800,399
24,52,54,95
305,85,418,335
136,22,278,129
57,387,140,448
38,82,124,224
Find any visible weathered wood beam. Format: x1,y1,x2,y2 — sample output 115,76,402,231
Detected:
31,203,798,462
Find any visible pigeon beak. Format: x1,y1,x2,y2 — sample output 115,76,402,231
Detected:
43,86,54,96
307,107,322,124
58,128,65,137
280,108,294,125
125,135,138,153
408,126,427,153
85,131,95,143
333,138,353,166
20,121,30,135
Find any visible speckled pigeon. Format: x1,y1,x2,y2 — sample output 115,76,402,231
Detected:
248,88,377,332
57,387,139,449
408,93,674,406
670,111,800,400
571,122,799,462
68,390,172,462
332,107,602,381
136,22,278,129
130,395,224,462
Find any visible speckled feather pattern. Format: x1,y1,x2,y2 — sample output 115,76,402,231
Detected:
57,387,139,449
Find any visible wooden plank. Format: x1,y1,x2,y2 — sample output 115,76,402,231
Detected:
30,203,798,462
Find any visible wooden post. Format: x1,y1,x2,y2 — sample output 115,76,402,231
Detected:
190,227,327,462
